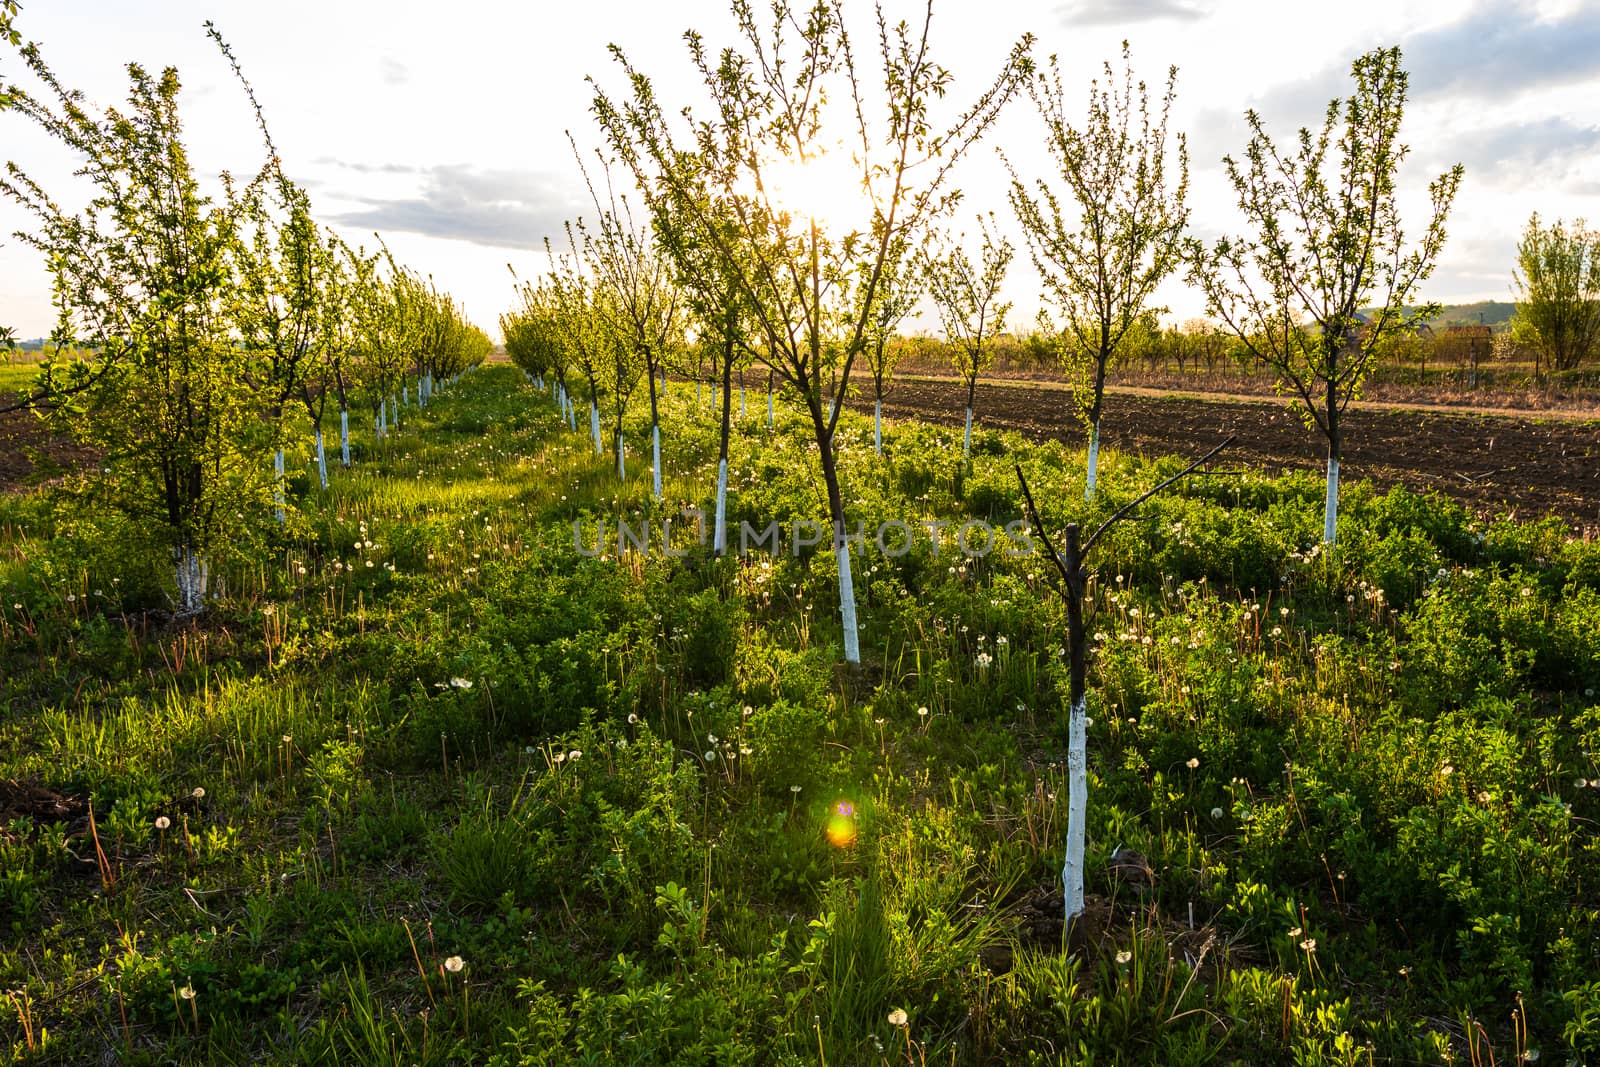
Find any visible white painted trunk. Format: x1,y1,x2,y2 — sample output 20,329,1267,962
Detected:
590,402,602,455
273,449,286,523
174,546,207,617
1063,693,1088,922
403,384,408,407
767,390,774,429
963,406,973,460
837,539,860,664
652,425,662,501
379,398,388,438
874,401,882,456
314,428,328,490
1085,421,1101,499
697,381,702,407
1324,456,1340,545
390,394,398,429
713,458,728,554
617,433,626,481
340,409,350,467
740,387,746,418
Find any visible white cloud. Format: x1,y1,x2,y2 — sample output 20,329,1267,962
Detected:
1056,0,1209,25
331,165,582,250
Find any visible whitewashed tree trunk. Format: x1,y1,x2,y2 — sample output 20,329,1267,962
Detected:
314,428,328,490
403,384,409,407
1323,456,1340,545
589,402,602,455
652,425,662,501
874,400,882,456
174,546,207,617
390,394,398,429
618,433,626,480
697,380,702,408
340,409,350,467
273,449,286,523
963,406,973,460
740,386,746,418
767,390,774,429
713,458,729,554
836,539,860,664
1063,693,1088,922
1084,421,1101,499
379,398,388,438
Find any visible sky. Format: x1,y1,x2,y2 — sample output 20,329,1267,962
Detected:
2,0,1598,342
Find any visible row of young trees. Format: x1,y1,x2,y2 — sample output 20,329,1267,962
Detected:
503,2,1457,670
0,23,489,612
515,5,1463,936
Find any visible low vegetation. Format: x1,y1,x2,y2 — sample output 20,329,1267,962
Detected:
2,366,1596,1064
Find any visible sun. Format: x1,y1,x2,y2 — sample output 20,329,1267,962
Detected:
758,145,868,235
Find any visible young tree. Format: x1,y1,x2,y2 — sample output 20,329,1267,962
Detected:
506,273,579,429
1006,44,1189,498
1018,436,1232,924
570,148,683,496
546,241,609,456
594,0,1033,664
1189,46,1462,545
227,175,332,518
859,236,922,456
299,234,353,488
358,259,408,441
212,23,332,518
592,281,647,480
1,46,272,614
922,215,1013,460
330,242,387,466
1510,213,1600,374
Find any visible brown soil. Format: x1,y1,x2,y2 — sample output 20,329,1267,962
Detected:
0,399,99,491
864,378,1600,528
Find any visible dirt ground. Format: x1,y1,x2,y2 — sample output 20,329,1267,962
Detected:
0,401,98,490
864,378,1600,529
8,380,1600,529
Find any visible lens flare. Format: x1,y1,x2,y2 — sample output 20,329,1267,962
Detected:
825,799,857,848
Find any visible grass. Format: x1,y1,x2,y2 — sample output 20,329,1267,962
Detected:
1,365,1597,1064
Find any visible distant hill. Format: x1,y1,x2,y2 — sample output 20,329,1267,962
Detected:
1362,301,1515,331
1426,301,1515,330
